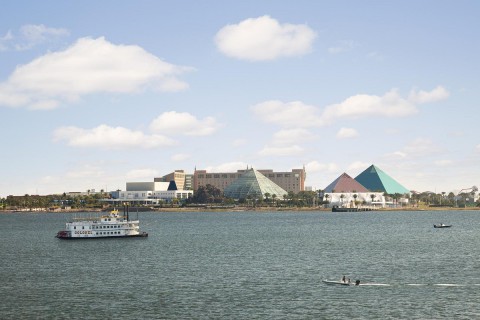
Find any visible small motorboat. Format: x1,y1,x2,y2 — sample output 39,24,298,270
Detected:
323,279,361,286
434,224,452,228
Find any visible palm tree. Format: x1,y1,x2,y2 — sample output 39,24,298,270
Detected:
370,194,376,204
264,192,271,204
353,194,358,207
272,194,277,206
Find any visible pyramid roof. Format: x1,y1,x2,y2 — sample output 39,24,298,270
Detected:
324,172,369,193
224,168,287,200
355,165,409,194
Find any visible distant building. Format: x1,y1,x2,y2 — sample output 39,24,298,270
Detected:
194,167,306,193
154,170,188,190
109,179,193,204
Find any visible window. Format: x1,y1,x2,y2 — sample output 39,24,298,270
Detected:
206,174,212,178
198,174,204,178
214,174,220,178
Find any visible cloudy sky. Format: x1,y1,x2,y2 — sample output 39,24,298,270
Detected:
1,1,479,196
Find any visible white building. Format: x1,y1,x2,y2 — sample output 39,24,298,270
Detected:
323,192,386,208
108,180,193,204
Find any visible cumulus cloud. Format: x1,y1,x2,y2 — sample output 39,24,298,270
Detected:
53,125,176,149
321,89,419,124
252,87,449,129
259,145,303,157
150,111,220,136
408,86,449,104
251,100,324,127
0,37,192,109
215,15,316,61
336,127,358,139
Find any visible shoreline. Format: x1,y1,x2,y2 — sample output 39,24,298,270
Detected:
1,206,479,213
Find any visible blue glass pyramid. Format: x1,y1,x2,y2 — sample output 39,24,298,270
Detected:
355,165,409,194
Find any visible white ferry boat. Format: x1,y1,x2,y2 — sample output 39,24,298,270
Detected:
56,207,148,239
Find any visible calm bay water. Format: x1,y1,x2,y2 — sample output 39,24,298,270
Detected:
1,210,480,319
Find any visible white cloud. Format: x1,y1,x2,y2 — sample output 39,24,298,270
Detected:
258,145,303,157
53,125,176,149
305,161,339,173
215,15,316,61
205,162,248,172
402,138,442,157
384,151,407,160
251,100,324,127
150,111,220,136
328,40,357,54
336,127,358,139
126,168,159,180
0,37,192,109
66,165,104,179
0,24,69,51
272,128,315,145
171,153,191,162
322,89,418,123
252,87,449,129
386,138,443,160
434,159,453,167
232,138,247,147
408,86,449,104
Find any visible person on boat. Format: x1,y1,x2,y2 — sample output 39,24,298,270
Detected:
355,280,361,286
342,275,346,283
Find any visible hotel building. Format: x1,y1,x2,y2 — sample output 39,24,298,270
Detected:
194,168,306,194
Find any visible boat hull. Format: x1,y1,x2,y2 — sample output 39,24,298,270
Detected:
322,280,353,286
433,225,451,228
56,231,148,240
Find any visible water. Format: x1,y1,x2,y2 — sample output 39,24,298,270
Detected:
1,210,480,319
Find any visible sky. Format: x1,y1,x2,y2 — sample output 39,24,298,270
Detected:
1,0,479,196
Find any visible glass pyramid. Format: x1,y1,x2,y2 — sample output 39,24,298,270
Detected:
324,172,369,193
224,168,287,200
355,165,409,194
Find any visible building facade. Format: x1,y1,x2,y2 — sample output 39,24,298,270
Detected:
194,168,306,194
154,170,188,190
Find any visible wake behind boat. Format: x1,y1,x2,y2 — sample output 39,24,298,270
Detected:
56,205,148,239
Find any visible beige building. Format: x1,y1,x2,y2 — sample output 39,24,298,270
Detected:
194,167,306,194
154,170,187,190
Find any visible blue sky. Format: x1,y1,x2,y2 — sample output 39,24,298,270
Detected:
1,1,479,196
